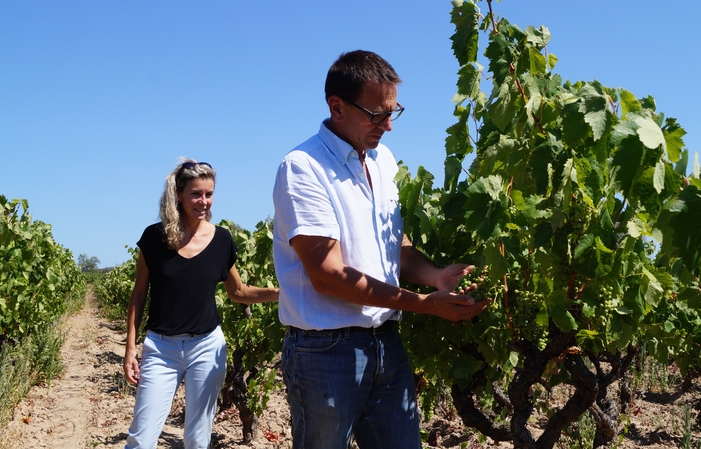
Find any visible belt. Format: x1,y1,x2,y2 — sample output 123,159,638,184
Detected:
150,327,218,340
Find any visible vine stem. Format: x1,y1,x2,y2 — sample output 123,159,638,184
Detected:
503,176,516,339
607,95,618,117
510,63,546,135
501,240,516,338
486,0,498,34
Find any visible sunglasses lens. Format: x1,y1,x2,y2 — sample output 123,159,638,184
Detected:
181,161,211,170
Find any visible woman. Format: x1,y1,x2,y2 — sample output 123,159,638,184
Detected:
122,159,278,449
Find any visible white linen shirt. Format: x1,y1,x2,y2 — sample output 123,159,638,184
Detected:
273,120,404,330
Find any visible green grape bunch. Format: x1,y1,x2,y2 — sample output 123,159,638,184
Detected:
455,267,502,302
596,284,618,316
511,288,548,348
568,198,593,236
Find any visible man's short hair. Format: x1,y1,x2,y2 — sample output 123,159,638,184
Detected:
325,50,402,102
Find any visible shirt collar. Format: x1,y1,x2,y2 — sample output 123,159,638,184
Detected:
319,119,378,165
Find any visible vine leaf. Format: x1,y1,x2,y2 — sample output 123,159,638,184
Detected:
641,268,664,307
573,234,614,278
670,186,701,272
634,115,666,150
549,289,577,332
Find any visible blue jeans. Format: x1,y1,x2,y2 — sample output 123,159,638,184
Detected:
281,322,421,449
125,326,227,449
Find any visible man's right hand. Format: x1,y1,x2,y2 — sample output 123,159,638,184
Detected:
423,290,491,321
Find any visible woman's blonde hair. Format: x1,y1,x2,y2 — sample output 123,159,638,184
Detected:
159,158,216,250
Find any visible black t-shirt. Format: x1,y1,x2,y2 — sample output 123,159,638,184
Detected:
137,223,237,335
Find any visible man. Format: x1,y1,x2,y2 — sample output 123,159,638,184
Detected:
272,50,490,449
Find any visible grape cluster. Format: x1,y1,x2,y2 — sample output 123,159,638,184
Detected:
596,285,618,315
569,199,593,236
511,288,548,349
455,267,502,302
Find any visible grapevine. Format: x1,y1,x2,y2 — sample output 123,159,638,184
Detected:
396,1,701,447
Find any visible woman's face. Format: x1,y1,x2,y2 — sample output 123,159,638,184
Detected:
177,177,214,223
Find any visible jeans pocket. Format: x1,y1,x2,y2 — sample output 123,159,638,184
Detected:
294,329,342,353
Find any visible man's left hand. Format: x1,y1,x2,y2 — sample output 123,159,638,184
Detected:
435,263,474,292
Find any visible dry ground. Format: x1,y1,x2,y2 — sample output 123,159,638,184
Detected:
1,291,699,448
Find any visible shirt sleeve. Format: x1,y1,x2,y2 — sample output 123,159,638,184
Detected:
273,154,340,245
218,227,238,282
136,224,161,271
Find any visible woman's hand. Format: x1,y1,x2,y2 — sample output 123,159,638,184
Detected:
123,350,140,384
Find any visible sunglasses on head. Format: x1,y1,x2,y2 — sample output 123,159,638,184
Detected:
181,161,212,170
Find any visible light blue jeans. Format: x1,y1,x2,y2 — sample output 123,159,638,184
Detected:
125,326,227,449
281,323,422,449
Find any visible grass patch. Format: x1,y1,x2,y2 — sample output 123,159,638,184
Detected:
0,322,66,432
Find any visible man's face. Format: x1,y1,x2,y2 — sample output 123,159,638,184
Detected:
330,82,398,153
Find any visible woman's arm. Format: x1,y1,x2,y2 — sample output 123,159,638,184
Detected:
123,252,149,384
223,264,279,304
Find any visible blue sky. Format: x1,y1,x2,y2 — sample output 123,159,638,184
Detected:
2,1,699,268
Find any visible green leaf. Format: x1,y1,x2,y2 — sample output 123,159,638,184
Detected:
508,351,520,367
642,267,664,307
634,115,666,150
626,216,645,238
611,135,644,197
483,244,509,282
679,286,701,308
488,76,519,131
457,64,482,99
525,25,551,48
670,186,701,273
450,1,480,66
561,103,588,147
630,167,662,218
573,235,614,278
549,290,577,332
578,82,612,141
530,134,563,194
534,222,553,249
445,106,472,158
618,89,641,119
528,47,546,75
664,126,686,163
464,176,506,241
653,160,666,194
444,156,464,193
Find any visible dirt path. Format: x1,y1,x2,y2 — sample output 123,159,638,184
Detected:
1,289,699,448
0,290,292,449
1,290,131,448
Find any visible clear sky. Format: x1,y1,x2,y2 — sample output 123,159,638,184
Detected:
2,1,699,268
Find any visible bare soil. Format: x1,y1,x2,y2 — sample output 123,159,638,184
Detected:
1,291,700,448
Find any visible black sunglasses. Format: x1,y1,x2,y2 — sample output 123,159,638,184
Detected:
344,99,405,124
181,161,212,170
